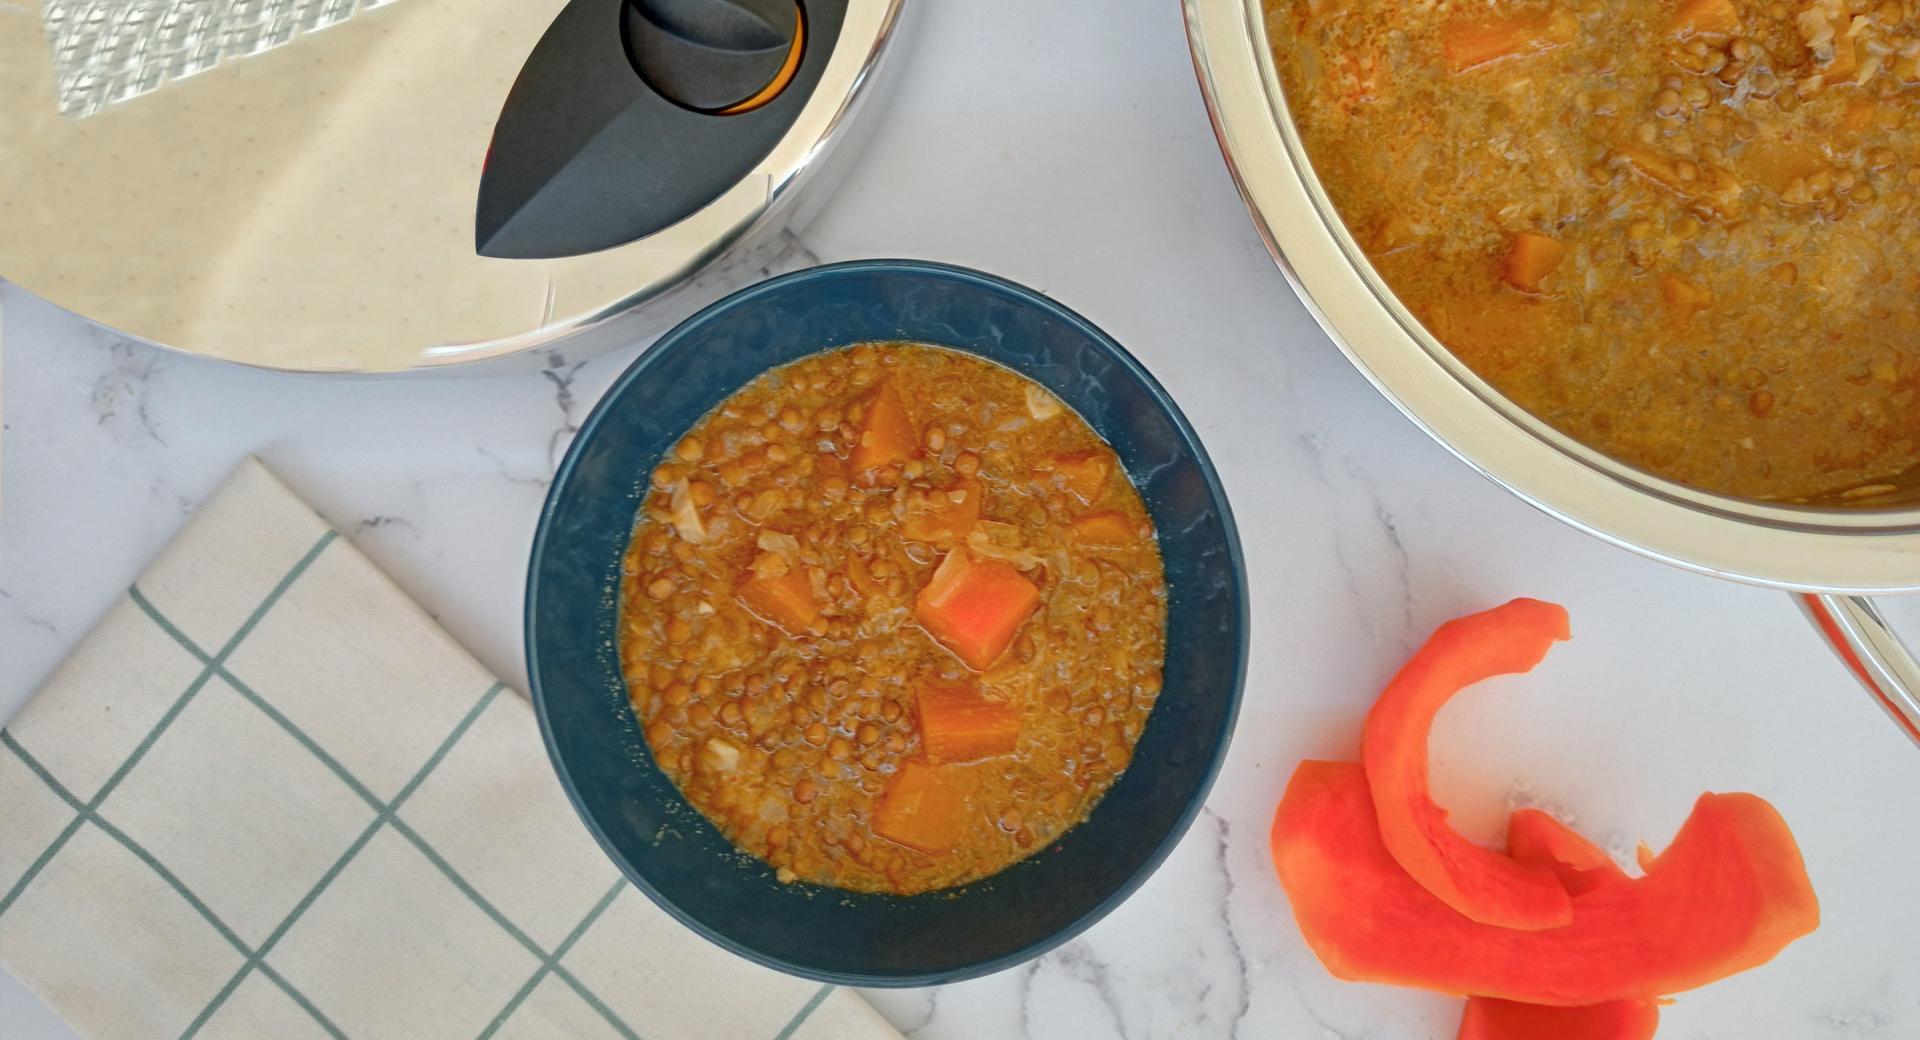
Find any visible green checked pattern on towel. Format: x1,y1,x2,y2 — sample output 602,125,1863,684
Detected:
0,459,900,1040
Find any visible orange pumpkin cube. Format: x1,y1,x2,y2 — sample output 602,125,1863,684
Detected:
914,548,1043,670
735,568,819,633
902,480,982,545
1440,11,1575,74
1069,511,1137,547
873,760,970,855
850,379,918,479
1668,0,1740,37
1503,232,1566,294
917,684,1020,763
1044,450,1114,504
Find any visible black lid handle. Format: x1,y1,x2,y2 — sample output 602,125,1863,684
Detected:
625,0,801,112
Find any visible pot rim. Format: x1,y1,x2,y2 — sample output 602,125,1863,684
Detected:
1184,0,1920,594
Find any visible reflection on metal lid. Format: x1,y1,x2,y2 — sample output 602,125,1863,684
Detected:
40,0,395,119
0,0,904,371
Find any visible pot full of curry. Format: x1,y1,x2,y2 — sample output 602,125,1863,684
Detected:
1185,0,1920,742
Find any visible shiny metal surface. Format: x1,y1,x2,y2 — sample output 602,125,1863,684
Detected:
1183,0,1920,592
1800,594,1920,747
0,0,905,371
40,0,391,119
1185,0,1920,736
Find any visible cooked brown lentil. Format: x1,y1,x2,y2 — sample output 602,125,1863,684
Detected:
1270,0,1920,500
618,343,1168,894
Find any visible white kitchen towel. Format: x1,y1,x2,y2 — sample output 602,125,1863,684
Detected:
0,458,900,1040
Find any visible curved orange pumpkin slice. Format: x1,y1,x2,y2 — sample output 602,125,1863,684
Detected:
1458,996,1660,1040
1272,761,1819,1005
1506,808,1621,898
1459,810,1659,1039
1362,598,1574,929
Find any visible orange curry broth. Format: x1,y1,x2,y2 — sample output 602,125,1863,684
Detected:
1271,0,1920,500
618,343,1168,894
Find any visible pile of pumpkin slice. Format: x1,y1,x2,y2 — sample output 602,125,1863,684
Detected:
1271,599,1820,1040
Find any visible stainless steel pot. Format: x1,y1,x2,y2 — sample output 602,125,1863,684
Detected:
1184,0,1920,743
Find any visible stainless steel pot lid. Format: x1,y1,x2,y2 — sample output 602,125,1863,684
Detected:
0,0,903,371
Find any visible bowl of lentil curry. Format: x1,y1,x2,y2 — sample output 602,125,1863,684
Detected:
527,260,1245,983
1187,0,1920,739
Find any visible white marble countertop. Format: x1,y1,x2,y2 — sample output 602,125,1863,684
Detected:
7,1,1920,1037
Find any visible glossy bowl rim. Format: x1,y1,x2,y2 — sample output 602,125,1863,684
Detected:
1184,0,1920,594
525,258,1249,985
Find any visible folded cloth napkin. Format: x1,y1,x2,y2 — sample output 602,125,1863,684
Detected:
0,458,900,1040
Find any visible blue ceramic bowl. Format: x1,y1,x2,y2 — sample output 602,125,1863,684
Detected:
527,260,1246,985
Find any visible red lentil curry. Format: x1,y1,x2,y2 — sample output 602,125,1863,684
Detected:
1270,0,1920,501
618,343,1168,894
